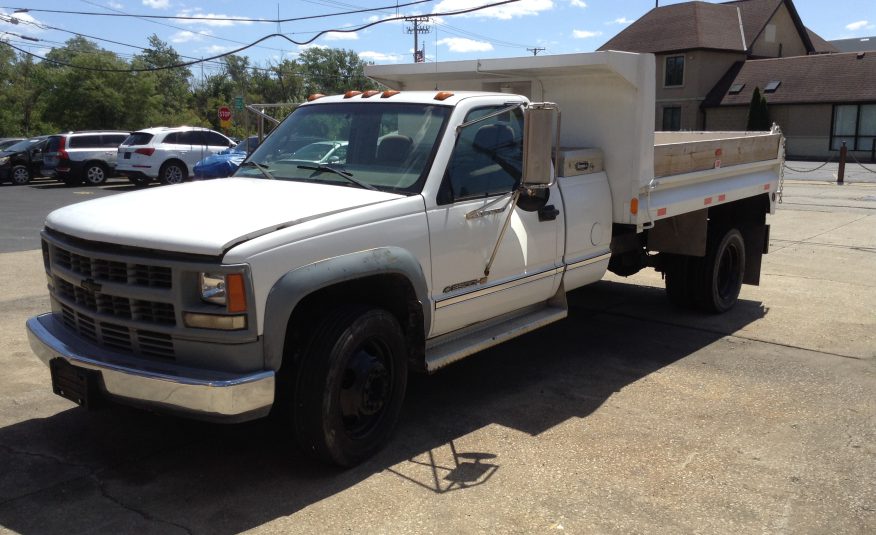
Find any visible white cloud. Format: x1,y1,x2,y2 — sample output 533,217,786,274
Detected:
570,0,587,7
572,29,602,39
170,30,211,43
108,1,124,9
142,0,169,9
432,0,553,20
359,51,403,63
612,17,633,24
173,11,254,27
845,20,874,31
200,44,232,54
437,37,493,52
324,31,359,41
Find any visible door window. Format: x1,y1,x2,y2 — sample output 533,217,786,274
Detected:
439,106,523,204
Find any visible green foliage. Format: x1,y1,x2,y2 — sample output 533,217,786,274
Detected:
0,40,373,137
746,87,771,131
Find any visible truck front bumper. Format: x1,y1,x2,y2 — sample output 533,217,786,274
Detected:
26,313,275,422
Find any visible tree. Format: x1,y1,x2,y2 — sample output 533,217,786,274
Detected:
131,35,193,125
746,87,771,131
298,47,375,96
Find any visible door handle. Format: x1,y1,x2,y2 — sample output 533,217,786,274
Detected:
538,204,560,222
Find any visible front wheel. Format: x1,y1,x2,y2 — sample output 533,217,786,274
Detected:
293,306,408,467
11,165,30,185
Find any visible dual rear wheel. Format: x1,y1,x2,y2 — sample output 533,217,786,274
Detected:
665,227,746,313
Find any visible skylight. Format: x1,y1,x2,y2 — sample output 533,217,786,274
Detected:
764,81,781,93
729,83,745,95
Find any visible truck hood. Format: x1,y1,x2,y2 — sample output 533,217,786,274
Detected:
45,178,404,256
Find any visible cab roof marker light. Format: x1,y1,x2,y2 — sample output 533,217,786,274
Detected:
362,90,381,98
307,93,327,102
344,90,362,99
381,90,401,98
434,91,455,101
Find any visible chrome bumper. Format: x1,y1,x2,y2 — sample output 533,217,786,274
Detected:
26,313,275,422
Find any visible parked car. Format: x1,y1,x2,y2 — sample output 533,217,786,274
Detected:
0,138,25,151
0,136,49,185
115,126,236,186
193,136,260,179
283,140,348,165
43,131,130,186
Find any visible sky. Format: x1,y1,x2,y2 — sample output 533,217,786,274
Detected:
1,0,874,75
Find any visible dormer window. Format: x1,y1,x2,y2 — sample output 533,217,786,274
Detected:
664,55,685,87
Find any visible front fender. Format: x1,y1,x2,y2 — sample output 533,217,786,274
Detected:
262,246,431,371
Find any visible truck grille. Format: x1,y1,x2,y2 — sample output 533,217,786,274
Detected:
55,278,176,325
61,304,175,359
54,246,172,288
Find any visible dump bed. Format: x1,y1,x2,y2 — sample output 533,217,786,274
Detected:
366,51,782,230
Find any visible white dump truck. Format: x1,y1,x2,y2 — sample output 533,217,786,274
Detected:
26,51,783,466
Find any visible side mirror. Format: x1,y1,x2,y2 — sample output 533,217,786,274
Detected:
522,103,559,188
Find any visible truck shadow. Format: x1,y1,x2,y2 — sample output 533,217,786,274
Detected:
0,280,766,534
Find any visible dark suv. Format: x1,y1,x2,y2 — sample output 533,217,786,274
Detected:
43,131,130,186
0,136,49,185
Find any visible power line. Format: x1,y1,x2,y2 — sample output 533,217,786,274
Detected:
1,0,524,73
4,0,434,23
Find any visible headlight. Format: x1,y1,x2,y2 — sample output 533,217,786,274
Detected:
199,271,248,312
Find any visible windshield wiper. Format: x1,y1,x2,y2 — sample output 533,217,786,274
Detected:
297,164,377,191
239,161,275,180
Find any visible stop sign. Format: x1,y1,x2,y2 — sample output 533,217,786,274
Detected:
218,106,232,121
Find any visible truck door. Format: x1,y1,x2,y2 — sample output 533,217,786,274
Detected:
427,106,563,336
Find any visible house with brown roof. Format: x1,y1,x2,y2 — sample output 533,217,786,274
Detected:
598,0,875,159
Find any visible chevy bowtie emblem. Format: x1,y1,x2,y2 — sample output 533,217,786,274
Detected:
80,279,102,292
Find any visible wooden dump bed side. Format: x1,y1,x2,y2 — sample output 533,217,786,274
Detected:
653,131,782,177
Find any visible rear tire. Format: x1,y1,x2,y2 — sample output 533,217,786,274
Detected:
696,228,746,313
11,165,30,185
292,306,407,467
83,163,108,186
159,161,187,185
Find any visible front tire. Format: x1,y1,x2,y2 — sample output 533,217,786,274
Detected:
293,306,407,467
159,161,187,185
11,165,30,185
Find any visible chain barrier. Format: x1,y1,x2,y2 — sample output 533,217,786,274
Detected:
782,155,835,173
848,151,876,174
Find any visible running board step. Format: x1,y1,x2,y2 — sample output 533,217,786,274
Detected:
424,304,568,373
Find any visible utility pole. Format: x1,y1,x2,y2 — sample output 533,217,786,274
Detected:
527,47,545,56
405,16,430,63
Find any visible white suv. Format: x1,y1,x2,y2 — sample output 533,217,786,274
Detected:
116,126,236,185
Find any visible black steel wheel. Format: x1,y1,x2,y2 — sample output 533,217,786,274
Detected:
293,306,407,467
697,228,746,313
11,164,30,185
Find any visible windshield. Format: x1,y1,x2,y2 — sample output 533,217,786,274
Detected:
5,138,42,153
236,102,451,193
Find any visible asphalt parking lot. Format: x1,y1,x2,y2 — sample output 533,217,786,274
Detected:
0,166,874,534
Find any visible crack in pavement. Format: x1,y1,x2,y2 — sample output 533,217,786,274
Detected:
0,437,204,533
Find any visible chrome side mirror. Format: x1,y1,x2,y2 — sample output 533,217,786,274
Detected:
522,103,559,188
